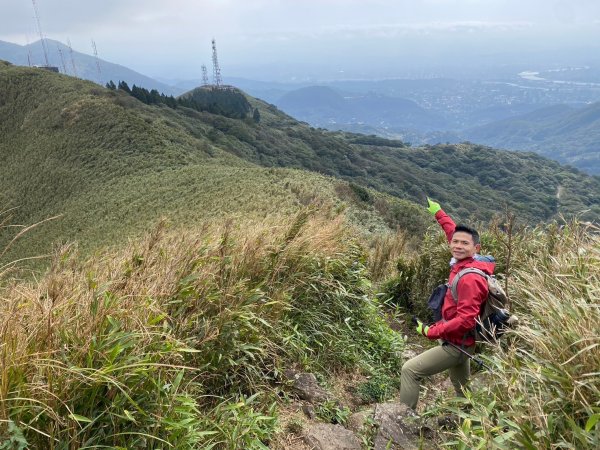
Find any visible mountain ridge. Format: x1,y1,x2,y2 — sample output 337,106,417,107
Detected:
2,61,600,263
464,102,600,173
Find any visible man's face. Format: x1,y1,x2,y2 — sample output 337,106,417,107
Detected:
450,231,481,261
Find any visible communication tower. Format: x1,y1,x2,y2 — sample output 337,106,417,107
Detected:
31,0,50,66
67,38,78,77
25,34,33,67
201,65,209,86
91,39,102,83
211,38,222,87
57,45,67,73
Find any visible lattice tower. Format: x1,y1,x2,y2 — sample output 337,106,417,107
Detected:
67,38,78,77
201,65,209,85
91,39,102,82
211,38,222,86
31,0,50,66
57,45,67,73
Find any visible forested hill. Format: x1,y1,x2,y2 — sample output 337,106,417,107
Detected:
464,102,600,175
175,90,600,223
1,60,599,258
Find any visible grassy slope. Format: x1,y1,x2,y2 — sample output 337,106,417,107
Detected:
0,62,424,261
2,61,600,261
0,215,407,448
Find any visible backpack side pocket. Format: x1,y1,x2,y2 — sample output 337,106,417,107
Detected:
427,284,448,323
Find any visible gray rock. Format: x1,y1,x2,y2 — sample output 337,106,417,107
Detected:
302,404,317,420
304,423,362,450
285,370,331,403
346,409,373,433
372,402,423,450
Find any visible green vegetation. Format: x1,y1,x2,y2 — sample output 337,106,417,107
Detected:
2,62,600,265
356,373,401,403
179,86,252,119
106,80,179,108
0,213,404,448
0,61,424,263
465,102,600,175
1,61,599,448
314,400,351,425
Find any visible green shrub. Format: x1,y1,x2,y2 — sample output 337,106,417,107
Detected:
356,373,401,403
315,400,351,425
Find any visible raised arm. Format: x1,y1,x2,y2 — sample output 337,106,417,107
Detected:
427,197,456,243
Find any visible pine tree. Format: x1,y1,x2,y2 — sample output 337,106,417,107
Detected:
118,81,131,93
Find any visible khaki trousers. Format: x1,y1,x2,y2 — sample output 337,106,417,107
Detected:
400,343,475,410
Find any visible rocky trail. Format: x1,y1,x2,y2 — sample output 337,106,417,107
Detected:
272,321,467,450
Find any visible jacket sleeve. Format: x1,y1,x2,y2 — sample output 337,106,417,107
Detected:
426,274,487,340
435,209,456,243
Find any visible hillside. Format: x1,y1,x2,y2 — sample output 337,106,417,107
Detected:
464,102,600,174
0,61,426,261
1,195,598,449
2,61,600,262
1,61,599,450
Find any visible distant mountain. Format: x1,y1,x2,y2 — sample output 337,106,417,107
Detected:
464,103,600,174
277,85,448,131
0,38,184,96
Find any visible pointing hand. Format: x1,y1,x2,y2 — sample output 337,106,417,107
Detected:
427,197,441,215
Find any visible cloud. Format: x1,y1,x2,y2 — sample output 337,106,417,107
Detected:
240,20,535,43
2,0,599,79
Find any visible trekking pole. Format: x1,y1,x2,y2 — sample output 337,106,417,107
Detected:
411,316,493,372
441,341,492,372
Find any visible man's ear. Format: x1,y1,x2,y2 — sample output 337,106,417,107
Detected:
475,243,481,252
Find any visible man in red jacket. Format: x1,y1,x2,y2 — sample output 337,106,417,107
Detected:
399,198,495,410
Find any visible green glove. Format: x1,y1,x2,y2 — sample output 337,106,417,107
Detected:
427,197,441,215
415,320,430,336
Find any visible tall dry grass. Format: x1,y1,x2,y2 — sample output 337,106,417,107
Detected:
0,211,403,448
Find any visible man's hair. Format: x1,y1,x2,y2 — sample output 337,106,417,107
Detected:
453,224,480,245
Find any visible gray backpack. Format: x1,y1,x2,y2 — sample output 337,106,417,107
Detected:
450,268,510,343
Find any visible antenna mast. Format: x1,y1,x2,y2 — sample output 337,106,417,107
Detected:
57,45,67,73
25,34,33,67
31,0,50,66
91,39,102,82
211,38,222,87
67,38,78,77
201,64,209,86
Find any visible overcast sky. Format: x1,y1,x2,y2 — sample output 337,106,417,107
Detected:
2,0,600,81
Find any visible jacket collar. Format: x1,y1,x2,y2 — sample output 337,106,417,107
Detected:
451,256,495,275
452,257,475,271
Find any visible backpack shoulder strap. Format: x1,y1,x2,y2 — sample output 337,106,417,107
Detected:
450,267,488,302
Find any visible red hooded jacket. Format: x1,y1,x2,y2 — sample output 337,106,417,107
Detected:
426,210,496,346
